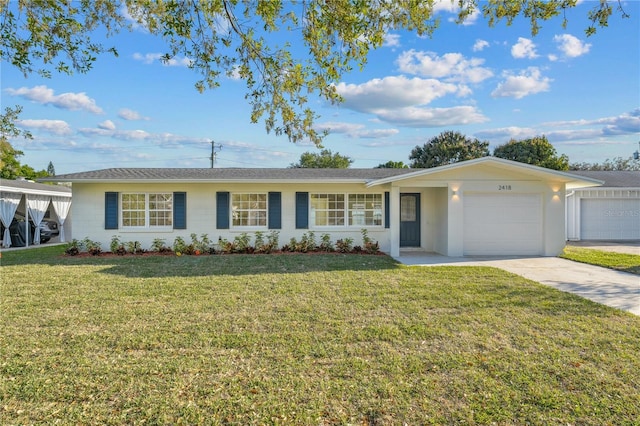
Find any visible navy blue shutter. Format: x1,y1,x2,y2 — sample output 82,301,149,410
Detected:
384,191,390,229
268,192,281,229
295,192,309,229
105,192,119,229
216,191,230,229
173,192,187,229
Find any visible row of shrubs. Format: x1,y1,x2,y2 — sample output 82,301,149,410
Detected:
64,230,381,256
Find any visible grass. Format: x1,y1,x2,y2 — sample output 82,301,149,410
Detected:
560,245,640,275
1,247,639,425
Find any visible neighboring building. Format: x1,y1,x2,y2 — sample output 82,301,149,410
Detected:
43,157,601,257
0,178,72,247
566,171,640,241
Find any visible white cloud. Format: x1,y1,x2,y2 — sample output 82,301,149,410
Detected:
374,105,488,127
18,119,73,136
384,33,401,48
553,34,591,58
5,85,103,114
77,125,208,148
511,37,538,59
396,50,493,83
433,0,480,25
476,110,639,144
336,74,488,127
132,52,192,67
314,121,399,139
472,39,489,52
545,109,640,136
491,67,552,99
98,120,116,130
336,76,462,112
474,127,538,141
118,108,149,121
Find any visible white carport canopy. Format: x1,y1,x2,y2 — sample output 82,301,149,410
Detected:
0,179,72,248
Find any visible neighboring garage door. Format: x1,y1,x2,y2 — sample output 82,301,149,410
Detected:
580,198,640,240
463,193,543,255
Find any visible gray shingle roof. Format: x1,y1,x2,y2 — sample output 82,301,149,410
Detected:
43,168,416,182
567,171,640,188
1,178,72,194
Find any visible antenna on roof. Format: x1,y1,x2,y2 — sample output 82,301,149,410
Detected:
210,140,223,168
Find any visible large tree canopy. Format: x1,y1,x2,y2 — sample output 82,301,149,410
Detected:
0,1,628,146
290,149,353,168
409,131,490,168
493,135,569,171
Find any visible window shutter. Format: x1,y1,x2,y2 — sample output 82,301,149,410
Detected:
216,191,230,229
384,191,390,229
268,192,281,229
295,192,308,229
105,192,119,230
173,192,187,229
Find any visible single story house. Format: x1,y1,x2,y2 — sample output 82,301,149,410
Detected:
0,178,72,247
44,157,602,257
566,170,640,241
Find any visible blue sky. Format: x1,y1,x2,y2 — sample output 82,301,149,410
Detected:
2,1,639,174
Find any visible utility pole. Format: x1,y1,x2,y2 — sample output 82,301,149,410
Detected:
210,140,222,168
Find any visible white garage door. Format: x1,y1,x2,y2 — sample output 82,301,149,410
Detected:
581,198,640,240
464,193,543,255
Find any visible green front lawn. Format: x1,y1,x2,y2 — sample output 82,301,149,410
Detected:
2,247,639,424
561,245,640,275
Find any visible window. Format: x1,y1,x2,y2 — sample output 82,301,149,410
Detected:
122,193,173,228
349,194,382,226
232,193,267,227
310,193,382,227
311,194,345,226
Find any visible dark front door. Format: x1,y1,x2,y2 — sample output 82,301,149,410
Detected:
400,193,420,247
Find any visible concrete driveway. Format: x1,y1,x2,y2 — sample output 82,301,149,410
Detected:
396,252,640,316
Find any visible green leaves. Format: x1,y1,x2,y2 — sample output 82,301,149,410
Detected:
409,131,490,168
290,148,353,168
0,1,628,146
493,135,569,170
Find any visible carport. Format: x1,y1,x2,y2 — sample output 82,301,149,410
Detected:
0,178,72,248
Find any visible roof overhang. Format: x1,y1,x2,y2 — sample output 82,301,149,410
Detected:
1,182,72,198
366,157,604,189
40,177,375,185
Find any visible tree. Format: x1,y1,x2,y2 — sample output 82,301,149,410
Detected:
570,156,640,171
1,105,32,143
290,149,353,168
409,131,490,168
376,161,409,169
1,105,48,180
0,1,628,146
493,136,569,171
0,140,49,180
47,161,56,176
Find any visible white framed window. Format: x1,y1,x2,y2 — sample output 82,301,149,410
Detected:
310,193,382,227
122,193,173,228
232,193,267,227
311,194,345,226
348,194,383,226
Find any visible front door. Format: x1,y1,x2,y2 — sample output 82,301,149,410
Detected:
400,193,420,247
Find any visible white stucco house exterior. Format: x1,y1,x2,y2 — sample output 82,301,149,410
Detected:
44,157,602,257
566,171,640,241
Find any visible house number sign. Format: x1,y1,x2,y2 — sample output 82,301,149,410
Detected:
498,185,512,191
